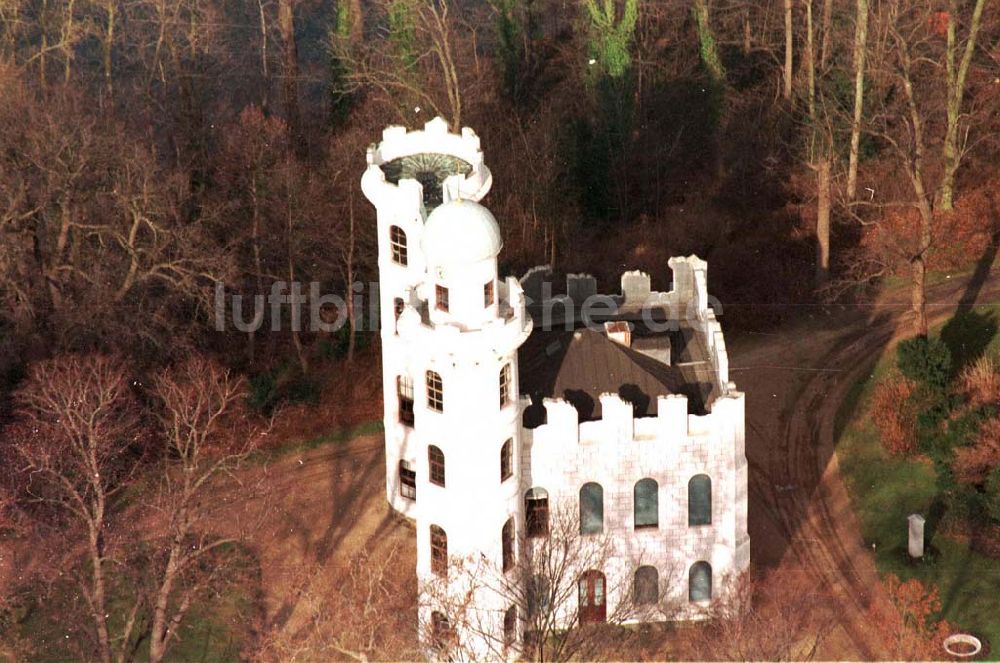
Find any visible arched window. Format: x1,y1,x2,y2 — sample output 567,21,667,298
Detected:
399,460,416,500
430,525,448,576
579,482,604,535
525,488,549,538
428,446,445,487
578,570,607,624
502,517,515,572
426,370,444,412
393,297,405,321
389,226,408,265
688,474,712,526
499,364,512,408
430,611,453,649
503,605,517,648
500,438,513,482
634,566,659,605
634,478,659,529
397,375,414,426
689,561,712,602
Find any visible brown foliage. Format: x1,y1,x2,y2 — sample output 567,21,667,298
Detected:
695,569,833,661
871,372,919,456
952,418,1000,486
959,354,1000,408
251,545,417,662
867,574,952,661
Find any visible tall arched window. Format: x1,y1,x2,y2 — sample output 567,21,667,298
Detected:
389,225,408,265
689,561,712,602
399,460,416,500
579,482,604,535
503,605,517,648
426,370,444,412
525,488,549,537
499,364,512,408
501,517,515,572
397,375,414,426
500,438,513,482
428,445,445,487
430,525,448,576
634,566,659,605
578,570,607,624
688,474,712,526
527,574,550,617
634,478,659,529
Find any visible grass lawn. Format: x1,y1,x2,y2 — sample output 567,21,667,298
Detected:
837,303,1000,656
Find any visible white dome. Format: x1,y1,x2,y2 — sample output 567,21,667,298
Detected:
421,199,502,265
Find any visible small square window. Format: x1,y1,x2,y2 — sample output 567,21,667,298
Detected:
484,281,495,307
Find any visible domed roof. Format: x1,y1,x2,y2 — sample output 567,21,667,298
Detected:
421,199,502,265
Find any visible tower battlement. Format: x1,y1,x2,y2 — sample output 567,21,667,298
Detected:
361,116,492,214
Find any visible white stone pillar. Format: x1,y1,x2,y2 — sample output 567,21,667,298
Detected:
908,514,925,558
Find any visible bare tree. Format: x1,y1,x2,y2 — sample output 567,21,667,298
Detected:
423,503,681,662
693,568,834,661
145,357,267,663
859,0,991,335
939,0,989,210
6,355,145,663
251,544,418,662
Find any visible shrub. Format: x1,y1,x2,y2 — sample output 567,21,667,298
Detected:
959,355,1000,407
897,336,952,390
871,373,919,456
952,418,1000,485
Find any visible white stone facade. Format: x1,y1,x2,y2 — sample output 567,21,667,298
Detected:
362,118,749,661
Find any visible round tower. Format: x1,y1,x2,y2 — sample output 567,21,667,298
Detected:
362,119,532,659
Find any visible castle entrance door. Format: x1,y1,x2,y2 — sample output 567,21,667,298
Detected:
578,570,606,624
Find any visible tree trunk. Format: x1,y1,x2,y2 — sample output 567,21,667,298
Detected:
783,0,793,100
940,0,987,211
89,527,113,663
278,0,300,145
103,1,115,97
148,544,181,663
819,0,832,69
346,195,357,362
350,0,362,43
804,0,815,119
257,0,269,113
910,254,927,337
816,157,831,286
846,0,867,200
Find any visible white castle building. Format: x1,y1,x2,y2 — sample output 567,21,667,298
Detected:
361,118,749,660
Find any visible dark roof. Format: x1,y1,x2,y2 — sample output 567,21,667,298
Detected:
518,328,704,426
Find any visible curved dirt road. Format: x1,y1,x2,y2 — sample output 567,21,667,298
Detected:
729,267,1000,659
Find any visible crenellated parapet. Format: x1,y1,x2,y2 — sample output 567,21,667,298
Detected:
361,116,492,215
523,390,745,456
520,255,732,394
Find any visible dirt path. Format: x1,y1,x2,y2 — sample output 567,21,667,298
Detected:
729,267,1000,659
